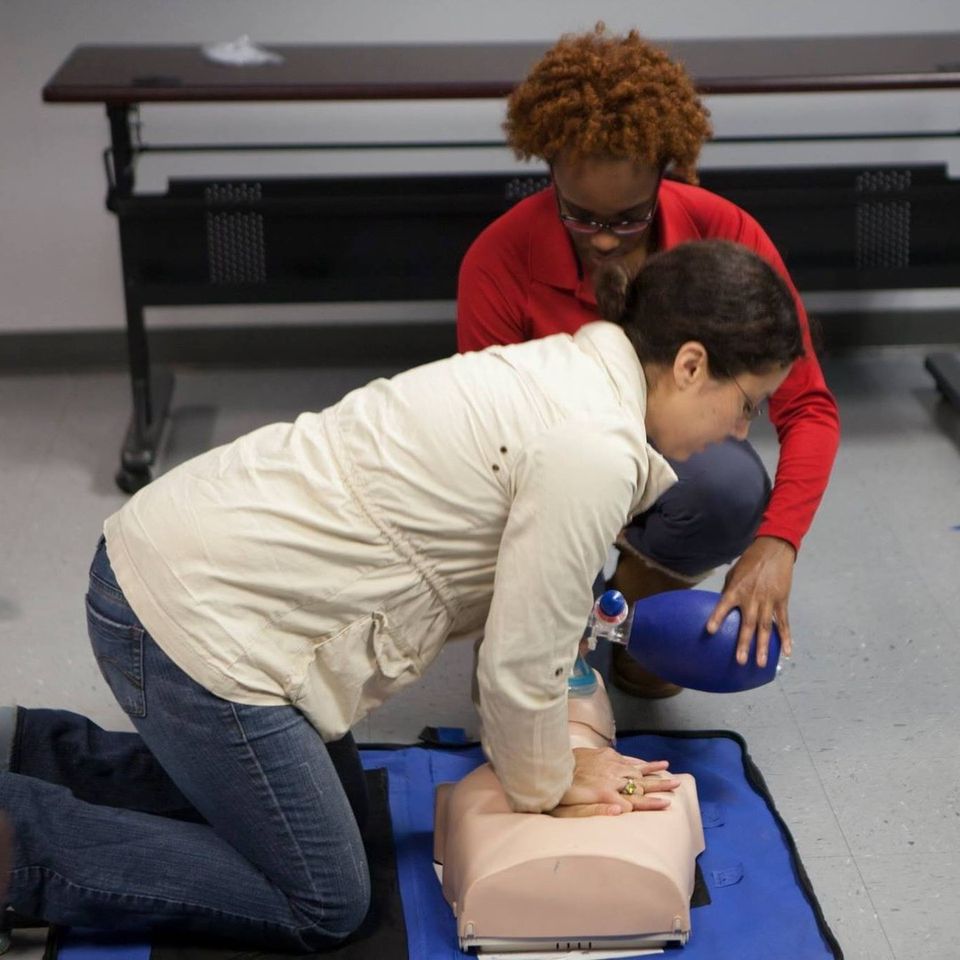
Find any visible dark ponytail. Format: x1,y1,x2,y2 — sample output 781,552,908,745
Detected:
597,240,804,377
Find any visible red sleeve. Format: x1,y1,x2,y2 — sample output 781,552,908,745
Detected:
726,207,841,551
456,211,530,352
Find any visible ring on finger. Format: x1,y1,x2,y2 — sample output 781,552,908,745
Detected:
619,776,638,796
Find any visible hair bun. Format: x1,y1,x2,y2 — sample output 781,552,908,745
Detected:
594,262,635,323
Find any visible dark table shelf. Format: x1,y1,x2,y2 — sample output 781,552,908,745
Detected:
41,34,960,491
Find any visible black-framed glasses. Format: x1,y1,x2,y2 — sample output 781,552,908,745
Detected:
732,376,765,422
554,177,661,238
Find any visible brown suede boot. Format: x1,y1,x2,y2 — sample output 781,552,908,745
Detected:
607,551,694,699
609,645,683,699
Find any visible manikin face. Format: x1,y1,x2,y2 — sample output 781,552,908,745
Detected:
645,345,792,461
551,153,661,274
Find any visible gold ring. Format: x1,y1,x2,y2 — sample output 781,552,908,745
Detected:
620,777,638,796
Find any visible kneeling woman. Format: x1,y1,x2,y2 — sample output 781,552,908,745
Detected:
0,240,802,950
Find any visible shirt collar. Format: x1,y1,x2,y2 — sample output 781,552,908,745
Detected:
529,186,584,291
656,179,702,248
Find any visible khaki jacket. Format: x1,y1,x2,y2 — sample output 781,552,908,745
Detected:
105,322,676,811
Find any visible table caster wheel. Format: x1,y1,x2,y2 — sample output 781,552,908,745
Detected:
115,464,152,494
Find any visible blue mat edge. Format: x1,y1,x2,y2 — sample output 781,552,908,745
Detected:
362,727,844,960
47,728,844,960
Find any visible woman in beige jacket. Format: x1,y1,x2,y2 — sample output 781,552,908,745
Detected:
1,240,803,950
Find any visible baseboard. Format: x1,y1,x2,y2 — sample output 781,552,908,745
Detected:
0,311,957,374
0,321,459,373
811,309,960,352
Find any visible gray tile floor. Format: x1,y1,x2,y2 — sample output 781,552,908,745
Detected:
2,344,959,960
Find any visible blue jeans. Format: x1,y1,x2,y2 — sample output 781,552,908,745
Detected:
0,539,370,950
624,438,771,577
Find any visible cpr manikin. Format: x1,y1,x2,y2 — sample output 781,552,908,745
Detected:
434,670,702,953
433,590,781,953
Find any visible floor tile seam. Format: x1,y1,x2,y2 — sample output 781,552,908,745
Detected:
851,848,960,866
774,679,865,855
801,852,901,960
847,841,960,860
778,682,905,957
803,745,960,768
853,464,960,636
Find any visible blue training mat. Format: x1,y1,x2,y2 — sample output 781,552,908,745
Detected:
50,731,842,960
364,731,842,960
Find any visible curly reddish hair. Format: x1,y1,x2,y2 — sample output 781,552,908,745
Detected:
505,25,713,183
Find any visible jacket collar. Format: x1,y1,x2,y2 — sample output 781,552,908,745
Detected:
571,322,678,513
572,321,647,419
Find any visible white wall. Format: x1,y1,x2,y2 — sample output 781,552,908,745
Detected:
2,0,960,335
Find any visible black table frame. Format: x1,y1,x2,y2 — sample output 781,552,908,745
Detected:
42,36,960,491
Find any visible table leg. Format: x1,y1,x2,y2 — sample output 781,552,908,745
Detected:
115,299,174,494
925,352,960,411
105,104,176,493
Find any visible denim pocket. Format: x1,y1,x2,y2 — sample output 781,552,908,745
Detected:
86,599,147,718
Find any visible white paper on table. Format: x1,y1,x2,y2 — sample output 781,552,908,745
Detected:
202,36,284,67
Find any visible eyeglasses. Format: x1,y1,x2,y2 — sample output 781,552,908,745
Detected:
554,179,660,238
732,376,765,422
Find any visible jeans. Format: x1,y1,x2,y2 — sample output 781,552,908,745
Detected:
623,437,771,577
0,538,370,950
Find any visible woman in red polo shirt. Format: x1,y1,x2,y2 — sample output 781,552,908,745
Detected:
458,25,840,696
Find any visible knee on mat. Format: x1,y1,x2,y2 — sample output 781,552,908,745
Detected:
292,868,371,948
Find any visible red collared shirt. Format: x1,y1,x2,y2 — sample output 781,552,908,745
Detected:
456,179,840,551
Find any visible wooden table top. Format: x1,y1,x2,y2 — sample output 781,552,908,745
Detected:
42,33,960,104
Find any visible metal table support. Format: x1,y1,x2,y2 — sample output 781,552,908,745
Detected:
40,37,960,490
